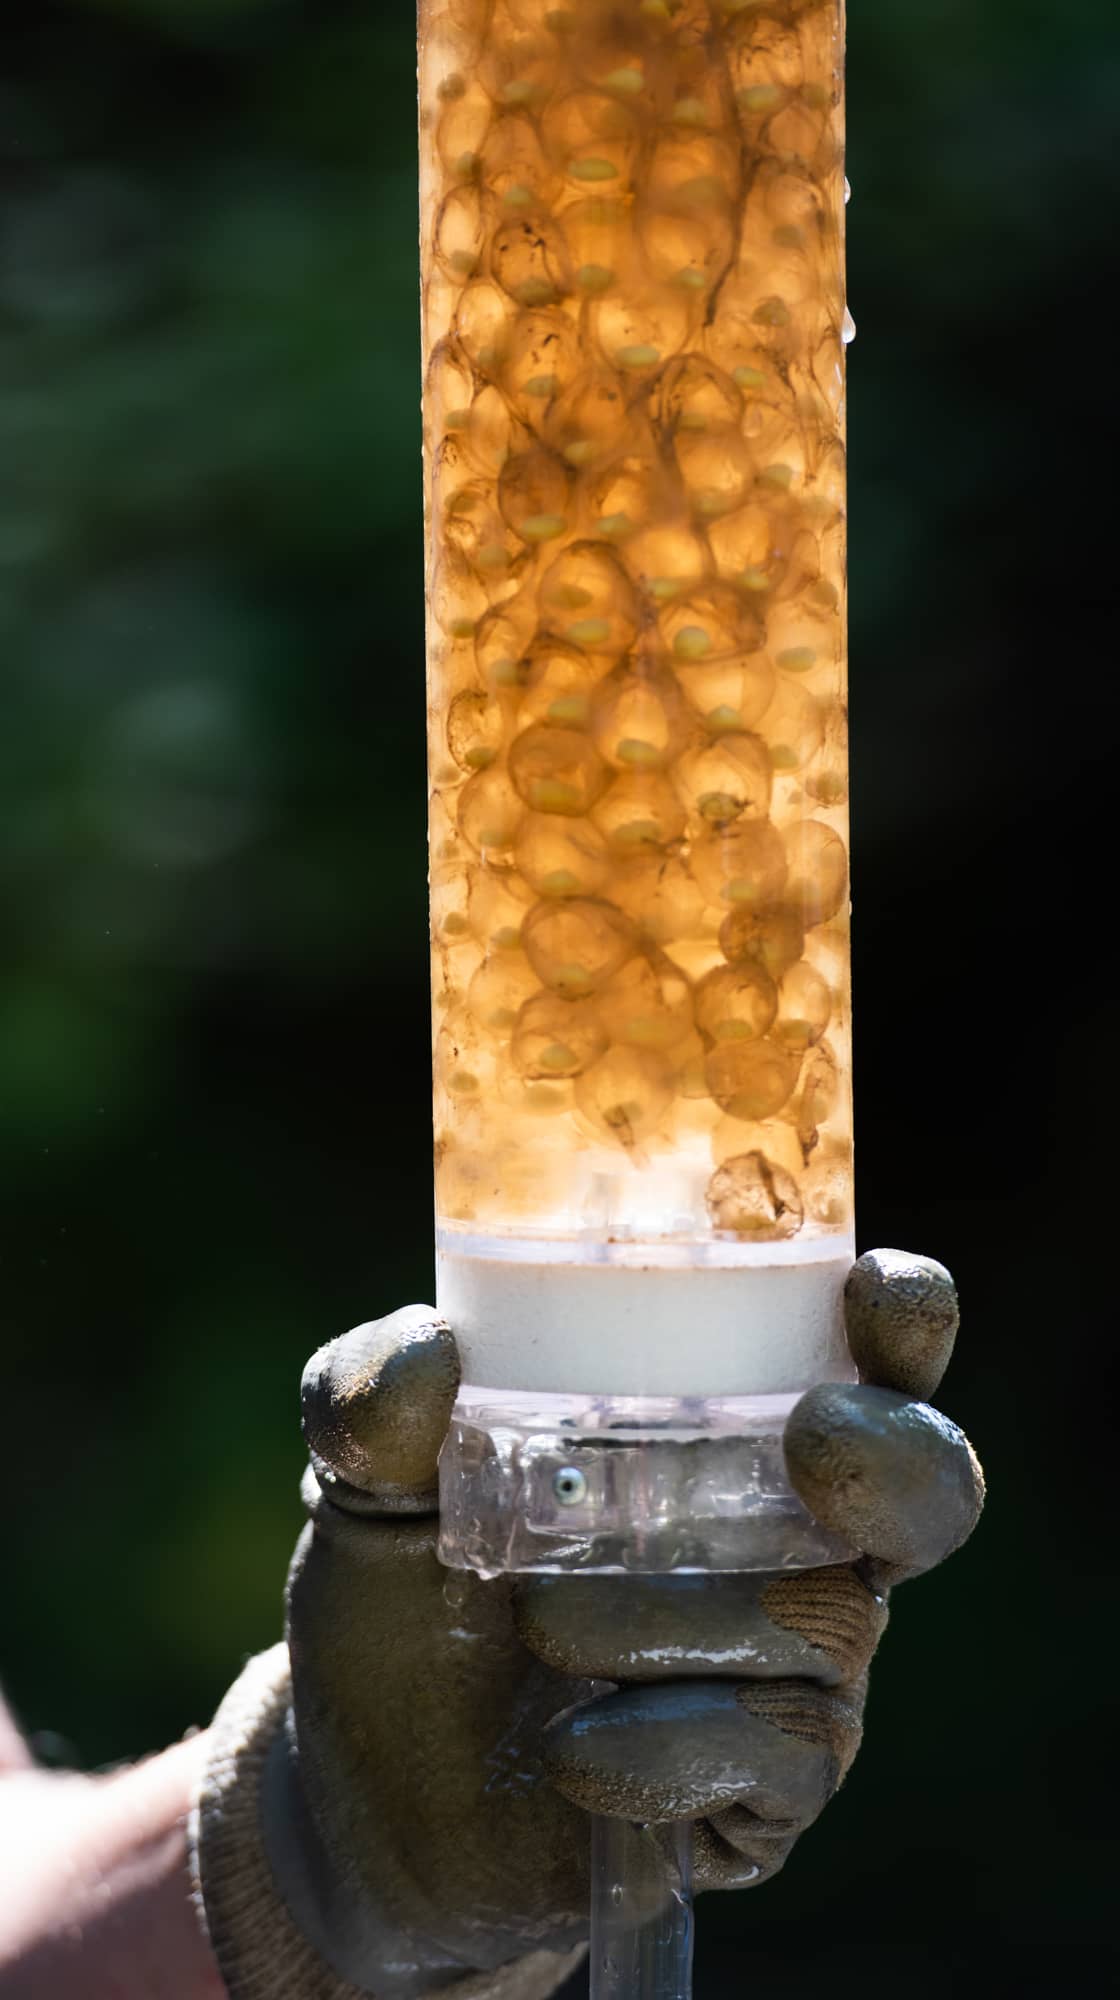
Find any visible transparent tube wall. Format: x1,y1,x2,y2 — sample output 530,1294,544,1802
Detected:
421,0,851,1398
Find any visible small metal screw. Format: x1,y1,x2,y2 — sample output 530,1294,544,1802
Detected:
553,1465,588,1506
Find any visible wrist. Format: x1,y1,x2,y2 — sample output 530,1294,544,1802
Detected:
1,1742,224,1998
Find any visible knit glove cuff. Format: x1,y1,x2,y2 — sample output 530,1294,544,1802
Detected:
189,1647,585,2000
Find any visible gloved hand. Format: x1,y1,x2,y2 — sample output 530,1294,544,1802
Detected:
192,1249,984,2000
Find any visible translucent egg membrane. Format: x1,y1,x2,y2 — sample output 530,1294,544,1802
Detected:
421,0,851,1272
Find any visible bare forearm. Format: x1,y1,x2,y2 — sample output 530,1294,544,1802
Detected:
0,1721,225,2000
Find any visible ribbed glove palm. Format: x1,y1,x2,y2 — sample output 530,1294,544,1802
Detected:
193,1249,984,2000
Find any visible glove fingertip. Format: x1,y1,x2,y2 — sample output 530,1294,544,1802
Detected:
785,1382,984,1577
301,1306,460,1505
844,1248,959,1401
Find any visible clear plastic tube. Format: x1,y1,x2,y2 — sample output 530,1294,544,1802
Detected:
419,9,850,1986
590,1818,694,2000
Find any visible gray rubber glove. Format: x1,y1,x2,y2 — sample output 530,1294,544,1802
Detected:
192,1249,984,1999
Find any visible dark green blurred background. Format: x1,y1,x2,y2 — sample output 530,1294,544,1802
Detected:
2,1,1114,1992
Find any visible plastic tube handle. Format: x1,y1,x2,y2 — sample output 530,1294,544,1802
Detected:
589,1817,694,2000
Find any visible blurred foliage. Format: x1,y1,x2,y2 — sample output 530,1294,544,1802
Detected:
1,2,1116,1993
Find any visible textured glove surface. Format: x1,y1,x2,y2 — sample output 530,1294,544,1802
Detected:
206,1252,984,1994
